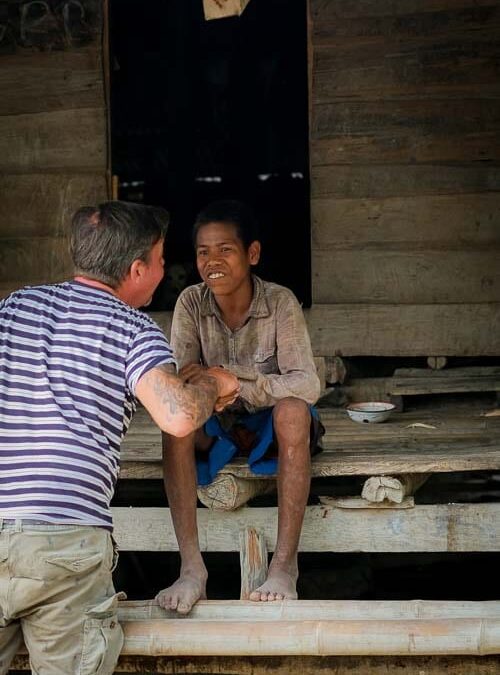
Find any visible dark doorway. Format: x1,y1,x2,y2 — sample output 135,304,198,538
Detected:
109,0,311,309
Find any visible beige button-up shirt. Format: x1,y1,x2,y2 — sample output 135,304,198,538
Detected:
170,275,320,411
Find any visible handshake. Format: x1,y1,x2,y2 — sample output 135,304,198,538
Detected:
179,364,240,412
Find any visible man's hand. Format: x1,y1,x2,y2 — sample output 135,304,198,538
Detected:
179,364,240,411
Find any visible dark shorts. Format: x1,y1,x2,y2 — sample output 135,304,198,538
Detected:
196,405,324,486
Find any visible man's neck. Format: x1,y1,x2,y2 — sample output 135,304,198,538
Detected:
73,276,119,298
213,277,254,331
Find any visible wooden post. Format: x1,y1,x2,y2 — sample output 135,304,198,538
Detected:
197,474,275,511
239,526,268,600
361,474,430,504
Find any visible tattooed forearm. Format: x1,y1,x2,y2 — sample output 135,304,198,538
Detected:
136,363,219,435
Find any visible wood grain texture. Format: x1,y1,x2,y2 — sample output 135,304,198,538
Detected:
310,0,499,21
0,237,72,284
0,173,107,238
120,406,500,479
310,165,500,199
0,47,103,116
311,194,500,247
112,503,500,552
307,303,500,356
311,249,500,303
13,654,500,675
311,100,500,164
391,367,500,395
0,108,106,171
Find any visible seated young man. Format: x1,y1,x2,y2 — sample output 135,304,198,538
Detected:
158,199,322,613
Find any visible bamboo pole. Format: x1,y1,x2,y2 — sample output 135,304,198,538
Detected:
117,599,500,622
120,617,500,656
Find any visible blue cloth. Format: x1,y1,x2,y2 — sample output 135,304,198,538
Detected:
196,406,321,486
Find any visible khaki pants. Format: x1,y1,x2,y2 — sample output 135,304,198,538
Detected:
0,520,123,675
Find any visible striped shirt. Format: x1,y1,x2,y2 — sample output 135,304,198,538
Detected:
0,281,174,529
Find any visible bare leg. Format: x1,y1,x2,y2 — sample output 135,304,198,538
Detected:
156,429,212,614
249,398,311,601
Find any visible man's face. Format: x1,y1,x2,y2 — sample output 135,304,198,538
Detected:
138,238,165,307
195,221,259,297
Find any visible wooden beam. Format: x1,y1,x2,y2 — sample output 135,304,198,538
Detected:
391,367,500,396
197,474,275,511
13,653,500,674
311,249,500,304
112,503,500,553
305,303,500,357
0,172,107,238
0,108,106,171
239,528,268,600
311,194,500,248
120,405,500,479
0,47,103,116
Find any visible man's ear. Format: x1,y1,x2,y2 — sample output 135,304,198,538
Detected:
248,240,261,266
129,258,145,282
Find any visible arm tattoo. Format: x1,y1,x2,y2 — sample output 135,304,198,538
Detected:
145,364,218,428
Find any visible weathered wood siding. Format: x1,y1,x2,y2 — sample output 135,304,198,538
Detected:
0,0,108,299
309,0,500,355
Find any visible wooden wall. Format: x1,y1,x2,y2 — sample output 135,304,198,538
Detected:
308,0,500,356
0,0,108,299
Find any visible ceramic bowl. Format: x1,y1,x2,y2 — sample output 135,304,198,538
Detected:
346,401,396,424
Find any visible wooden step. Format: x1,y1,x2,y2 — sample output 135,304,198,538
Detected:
120,406,500,479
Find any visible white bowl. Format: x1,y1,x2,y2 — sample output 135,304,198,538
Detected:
346,401,396,424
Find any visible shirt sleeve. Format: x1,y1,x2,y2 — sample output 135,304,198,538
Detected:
125,318,176,395
170,290,202,369
224,290,321,408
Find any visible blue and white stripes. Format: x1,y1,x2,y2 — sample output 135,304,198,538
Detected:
0,281,174,529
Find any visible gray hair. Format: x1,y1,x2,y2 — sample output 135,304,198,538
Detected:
70,201,169,287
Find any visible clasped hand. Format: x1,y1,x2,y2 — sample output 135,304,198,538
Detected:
179,364,240,412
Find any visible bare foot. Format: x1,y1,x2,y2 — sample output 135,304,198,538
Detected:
249,565,298,602
156,569,207,614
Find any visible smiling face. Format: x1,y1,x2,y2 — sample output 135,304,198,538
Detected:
195,221,260,299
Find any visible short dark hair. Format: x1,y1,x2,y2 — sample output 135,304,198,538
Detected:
70,201,169,288
193,199,260,250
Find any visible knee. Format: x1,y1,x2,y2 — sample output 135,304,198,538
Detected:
273,398,310,439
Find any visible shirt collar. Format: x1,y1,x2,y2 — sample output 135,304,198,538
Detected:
200,274,271,319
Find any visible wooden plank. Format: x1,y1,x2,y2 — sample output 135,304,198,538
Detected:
120,441,500,480
310,0,499,21
310,165,500,199
0,108,106,170
305,303,500,356
120,403,500,478
311,100,500,164
311,194,500,247
13,654,500,675
391,367,500,395
311,4,500,47
312,45,500,103
0,237,73,285
0,47,103,116
112,503,500,552
311,249,500,304
0,173,107,238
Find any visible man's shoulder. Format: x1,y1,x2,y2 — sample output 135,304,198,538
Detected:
257,278,300,308
176,282,207,309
